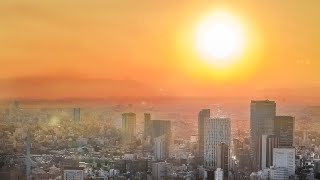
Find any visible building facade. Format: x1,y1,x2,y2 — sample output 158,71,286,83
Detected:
216,143,229,179
122,112,136,144
250,100,276,169
259,135,279,170
150,120,171,159
198,109,210,163
144,113,151,140
204,118,231,168
63,167,84,180
274,116,295,147
151,120,171,140
154,135,167,161
214,168,224,180
273,148,295,176
269,167,289,180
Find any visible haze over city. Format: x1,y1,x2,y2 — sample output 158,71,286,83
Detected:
0,1,320,180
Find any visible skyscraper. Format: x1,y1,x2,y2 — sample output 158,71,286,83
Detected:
274,116,295,147
122,112,136,143
204,117,231,168
150,120,171,159
150,120,171,140
198,109,210,162
250,100,276,168
216,143,229,179
144,113,151,140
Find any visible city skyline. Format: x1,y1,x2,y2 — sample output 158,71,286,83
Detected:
0,1,319,179
0,98,318,179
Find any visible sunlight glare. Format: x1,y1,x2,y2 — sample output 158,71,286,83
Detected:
196,11,246,68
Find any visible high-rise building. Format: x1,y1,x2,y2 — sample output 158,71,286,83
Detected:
198,109,210,162
204,118,231,168
216,143,229,179
154,135,166,161
250,100,276,168
144,113,151,140
274,116,295,147
122,112,136,143
73,108,81,122
150,120,171,159
273,148,295,176
151,120,171,140
259,135,279,170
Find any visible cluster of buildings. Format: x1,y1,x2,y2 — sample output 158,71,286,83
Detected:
1,100,320,179
248,100,295,179
248,101,320,179
196,100,320,180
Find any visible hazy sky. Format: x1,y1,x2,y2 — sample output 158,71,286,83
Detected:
0,0,319,99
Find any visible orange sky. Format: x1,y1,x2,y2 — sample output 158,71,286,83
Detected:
0,0,320,99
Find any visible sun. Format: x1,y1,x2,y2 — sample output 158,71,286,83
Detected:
196,11,246,68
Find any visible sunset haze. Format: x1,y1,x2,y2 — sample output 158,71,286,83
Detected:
1,0,320,99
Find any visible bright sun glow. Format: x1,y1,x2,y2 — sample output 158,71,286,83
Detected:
196,11,246,68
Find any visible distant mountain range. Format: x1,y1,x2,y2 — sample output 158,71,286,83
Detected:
0,76,319,100
0,76,157,99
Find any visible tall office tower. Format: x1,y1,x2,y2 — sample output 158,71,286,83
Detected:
151,120,171,140
204,118,231,168
259,135,279,170
73,108,81,122
154,135,166,161
144,113,151,140
273,148,295,177
216,143,229,180
198,109,210,162
250,100,276,168
151,120,171,159
274,116,295,147
122,112,136,144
